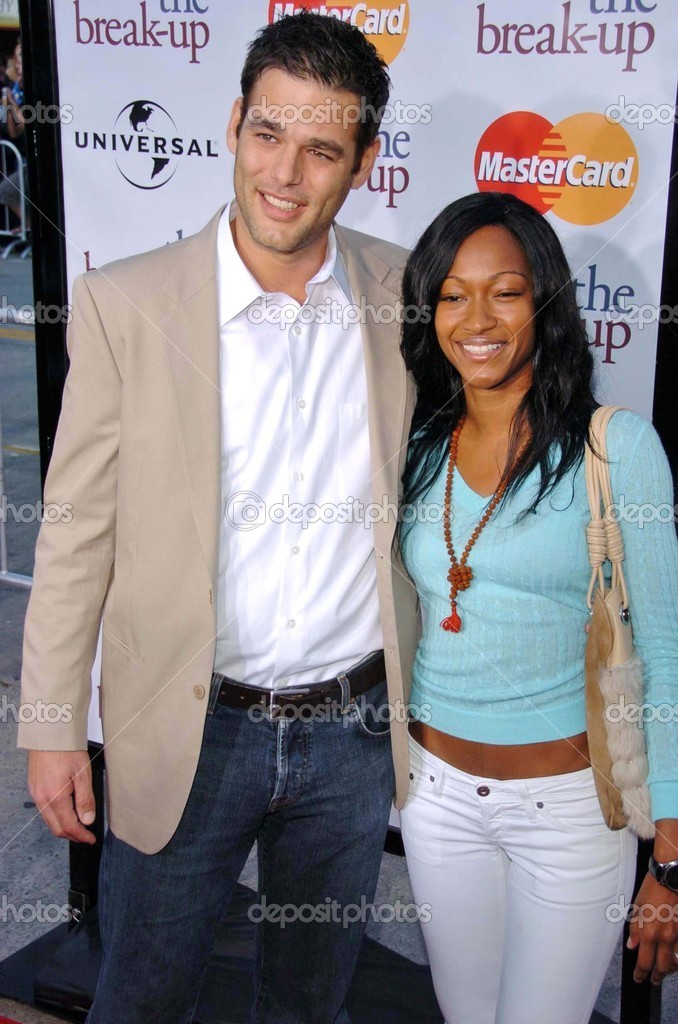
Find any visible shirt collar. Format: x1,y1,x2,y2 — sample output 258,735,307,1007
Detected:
216,201,351,326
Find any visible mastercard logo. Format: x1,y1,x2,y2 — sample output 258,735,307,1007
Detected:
268,2,409,64
474,112,638,225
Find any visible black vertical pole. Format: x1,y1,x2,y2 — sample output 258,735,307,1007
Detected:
620,839,662,1024
651,81,678,478
17,0,69,488
618,77,678,1024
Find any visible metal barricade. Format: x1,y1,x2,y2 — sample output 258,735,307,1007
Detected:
0,137,30,258
0,400,32,589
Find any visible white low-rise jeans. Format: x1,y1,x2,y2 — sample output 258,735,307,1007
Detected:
400,733,637,1024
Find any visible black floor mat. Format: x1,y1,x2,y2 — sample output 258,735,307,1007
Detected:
0,884,444,1023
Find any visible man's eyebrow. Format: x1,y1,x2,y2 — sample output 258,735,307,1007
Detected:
306,137,346,157
244,115,347,158
246,115,285,133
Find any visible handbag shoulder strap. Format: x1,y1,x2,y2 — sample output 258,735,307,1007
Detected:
585,406,630,610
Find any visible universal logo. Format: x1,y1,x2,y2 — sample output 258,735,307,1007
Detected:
74,100,219,190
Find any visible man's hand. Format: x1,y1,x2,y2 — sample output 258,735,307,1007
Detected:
28,750,97,844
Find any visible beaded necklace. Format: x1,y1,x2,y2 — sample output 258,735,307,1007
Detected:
440,415,514,633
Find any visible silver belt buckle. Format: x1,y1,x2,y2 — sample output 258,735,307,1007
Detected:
266,686,315,721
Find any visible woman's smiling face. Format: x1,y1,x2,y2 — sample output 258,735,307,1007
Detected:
434,224,536,398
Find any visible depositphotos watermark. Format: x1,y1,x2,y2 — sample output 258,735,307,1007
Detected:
248,895,432,930
2,100,73,126
605,95,677,131
247,696,433,726
224,494,443,532
1,499,73,525
606,897,678,926
0,695,74,725
0,297,73,326
247,296,431,331
0,896,73,924
604,695,678,727
604,495,677,529
606,302,678,330
246,96,433,130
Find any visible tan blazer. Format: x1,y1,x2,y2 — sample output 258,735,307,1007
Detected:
18,207,419,854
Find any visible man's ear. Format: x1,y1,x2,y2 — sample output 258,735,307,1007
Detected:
350,137,380,190
226,97,244,156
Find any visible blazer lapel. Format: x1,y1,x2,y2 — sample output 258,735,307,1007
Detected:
160,207,224,584
335,226,412,513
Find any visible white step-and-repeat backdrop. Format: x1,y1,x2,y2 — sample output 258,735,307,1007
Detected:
49,1,677,741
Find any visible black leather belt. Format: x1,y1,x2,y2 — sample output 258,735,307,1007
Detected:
209,651,386,718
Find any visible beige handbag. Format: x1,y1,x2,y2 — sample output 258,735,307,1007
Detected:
584,406,655,839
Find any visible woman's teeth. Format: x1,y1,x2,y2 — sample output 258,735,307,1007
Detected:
461,342,503,354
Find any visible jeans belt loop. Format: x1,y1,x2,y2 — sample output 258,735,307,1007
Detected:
432,767,446,797
206,672,223,717
517,781,538,822
337,672,352,714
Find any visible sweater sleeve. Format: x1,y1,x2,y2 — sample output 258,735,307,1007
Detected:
606,411,678,821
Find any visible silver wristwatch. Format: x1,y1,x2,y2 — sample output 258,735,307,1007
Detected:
648,855,678,893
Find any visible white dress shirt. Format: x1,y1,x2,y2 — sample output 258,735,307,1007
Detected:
214,203,383,689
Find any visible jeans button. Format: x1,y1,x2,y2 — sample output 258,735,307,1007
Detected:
477,785,490,797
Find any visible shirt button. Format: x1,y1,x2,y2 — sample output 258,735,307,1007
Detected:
292,545,300,555
295,471,305,482
287,619,296,629
292,324,302,336
477,785,490,797
193,684,206,700
296,398,306,409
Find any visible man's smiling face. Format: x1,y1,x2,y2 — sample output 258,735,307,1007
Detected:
227,68,379,259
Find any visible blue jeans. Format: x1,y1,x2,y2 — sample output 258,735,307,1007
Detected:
86,678,394,1024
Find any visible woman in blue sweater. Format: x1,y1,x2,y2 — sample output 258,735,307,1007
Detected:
398,192,678,1023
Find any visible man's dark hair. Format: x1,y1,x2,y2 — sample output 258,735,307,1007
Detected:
239,12,391,168
399,191,598,534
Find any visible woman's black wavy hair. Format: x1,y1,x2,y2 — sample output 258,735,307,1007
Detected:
399,191,597,534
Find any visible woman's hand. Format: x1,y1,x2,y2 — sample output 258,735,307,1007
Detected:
628,874,678,984
628,819,678,985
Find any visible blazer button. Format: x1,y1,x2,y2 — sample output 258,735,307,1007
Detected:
193,684,206,700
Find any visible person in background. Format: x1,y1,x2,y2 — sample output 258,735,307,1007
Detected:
0,38,28,229
398,191,678,1024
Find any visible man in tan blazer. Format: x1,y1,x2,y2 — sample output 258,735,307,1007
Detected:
19,12,418,1023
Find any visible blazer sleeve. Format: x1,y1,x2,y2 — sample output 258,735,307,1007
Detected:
18,272,121,750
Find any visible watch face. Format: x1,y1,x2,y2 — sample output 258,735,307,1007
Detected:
665,864,678,891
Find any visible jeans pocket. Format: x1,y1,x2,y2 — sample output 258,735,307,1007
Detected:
346,681,391,739
533,772,608,833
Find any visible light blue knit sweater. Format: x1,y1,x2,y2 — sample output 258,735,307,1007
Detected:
403,411,678,822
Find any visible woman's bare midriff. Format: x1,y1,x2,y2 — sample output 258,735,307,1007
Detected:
409,720,591,779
